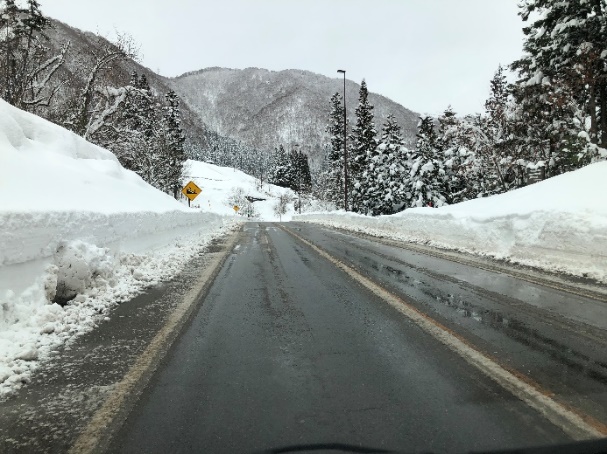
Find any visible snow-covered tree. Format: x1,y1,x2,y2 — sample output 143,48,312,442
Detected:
0,0,68,112
349,79,378,212
437,106,471,204
273,194,290,221
362,115,409,215
325,92,346,208
291,148,312,194
480,66,525,194
90,72,158,184
159,90,186,198
408,116,447,208
269,144,293,188
313,146,335,205
511,0,606,173
437,106,459,152
81,72,186,196
64,33,138,137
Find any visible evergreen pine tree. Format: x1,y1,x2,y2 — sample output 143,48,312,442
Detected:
107,71,158,181
314,145,336,205
363,115,409,215
511,0,605,173
437,106,467,203
481,66,522,194
437,106,459,152
325,92,346,209
269,145,293,189
349,79,378,213
160,90,187,198
408,116,446,208
293,149,312,193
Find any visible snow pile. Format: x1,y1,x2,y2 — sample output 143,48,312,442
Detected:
183,159,297,220
0,99,234,396
297,162,607,282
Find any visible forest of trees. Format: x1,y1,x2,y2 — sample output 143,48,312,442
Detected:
187,132,270,186
316,0,607,215
2,0,606,211
267,144,312,197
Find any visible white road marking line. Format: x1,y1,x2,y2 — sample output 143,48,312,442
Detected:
69,229,241,454
323,224,607,303
283,226,607,441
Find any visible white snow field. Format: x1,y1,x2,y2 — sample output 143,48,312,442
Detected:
297,161,607,283
183,159,296,221
0,99,243,396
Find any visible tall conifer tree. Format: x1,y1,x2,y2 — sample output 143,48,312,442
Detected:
349,79,377,212
511,0,605,173
363,115,409,215
408,116,446,208
161,90,187,198
325,92,346,208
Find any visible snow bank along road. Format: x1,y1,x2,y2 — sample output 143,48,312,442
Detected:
0,231,240,453
0,98,238,396
104,222,607,453
296,161,607,285
2,222,607,452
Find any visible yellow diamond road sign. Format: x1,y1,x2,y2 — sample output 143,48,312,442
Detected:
182,181,202,201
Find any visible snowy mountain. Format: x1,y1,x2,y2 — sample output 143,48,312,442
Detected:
169,67,420,167
43,20,241,158
42,20,419,169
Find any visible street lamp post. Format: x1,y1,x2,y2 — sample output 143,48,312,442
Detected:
337,69,348,211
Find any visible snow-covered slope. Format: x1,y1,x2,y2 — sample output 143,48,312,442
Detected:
183,159,296,220
297,162,607,283
0,99,232,396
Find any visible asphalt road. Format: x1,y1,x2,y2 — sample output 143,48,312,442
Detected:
107,222,607,454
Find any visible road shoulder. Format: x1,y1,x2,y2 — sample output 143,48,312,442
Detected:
0,227,242,454
307,222,607,303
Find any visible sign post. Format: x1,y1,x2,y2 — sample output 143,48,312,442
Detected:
182,181,202,207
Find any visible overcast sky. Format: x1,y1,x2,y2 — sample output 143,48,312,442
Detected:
42,0,525,116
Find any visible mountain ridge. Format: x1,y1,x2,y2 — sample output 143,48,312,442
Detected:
42,19,420,169
166,66,420,167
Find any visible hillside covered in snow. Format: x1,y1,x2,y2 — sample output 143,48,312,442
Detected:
182,159,296,221
297,162,607,283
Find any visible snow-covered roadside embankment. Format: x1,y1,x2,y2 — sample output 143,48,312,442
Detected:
296,162,607,283
0,99,237,396
0,211,234,397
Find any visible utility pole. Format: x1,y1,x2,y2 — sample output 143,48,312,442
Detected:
337,69,348,211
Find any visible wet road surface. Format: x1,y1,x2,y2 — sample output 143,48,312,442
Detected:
108,222,607,453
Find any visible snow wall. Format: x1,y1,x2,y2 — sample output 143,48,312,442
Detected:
296,162,607,283
0,99,233,395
